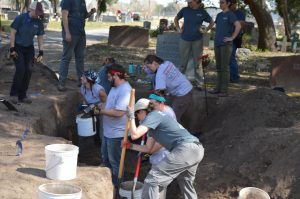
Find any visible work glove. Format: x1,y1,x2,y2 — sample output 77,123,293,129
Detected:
10,47,18,60
121,139,132,149
35,50,43,63
126,106,135,120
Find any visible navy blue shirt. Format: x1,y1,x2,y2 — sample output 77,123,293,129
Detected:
214,11,237,47
11,12,44,47
177,7,212,41
60,0,88,35
233,9,245,37
98,64,111,94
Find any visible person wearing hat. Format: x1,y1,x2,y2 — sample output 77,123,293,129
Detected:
174,0,214,89
210,0,241,97
144,54,193,124
57,0,96,91
97,64,132,186
229,0,245,83
98,57,116,94
125,98,205,199
80,70,107,143
9,1,45,104
80,70,106,106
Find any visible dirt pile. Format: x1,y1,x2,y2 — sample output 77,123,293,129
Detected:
195,88,300,199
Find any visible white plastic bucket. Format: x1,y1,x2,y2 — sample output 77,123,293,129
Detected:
238,187,270,199
38,183,82,199
76,114,96,137
45,144,79,180
119,181,143,199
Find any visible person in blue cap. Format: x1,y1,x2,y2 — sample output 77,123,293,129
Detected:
57,0,96,91
9,1,45,104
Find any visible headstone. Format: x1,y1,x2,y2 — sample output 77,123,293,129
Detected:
281,37,287,52
102,15,118,22
271,55,300,91
7,11,20,20
143,21,151,29
156,33,195,78
108,26,149,48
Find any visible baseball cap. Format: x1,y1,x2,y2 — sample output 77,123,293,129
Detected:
186,0,193,2
29,1,44,16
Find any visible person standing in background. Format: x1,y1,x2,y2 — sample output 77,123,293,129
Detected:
210,0,241,97
9,1,44,104
57,0,96,91
229,0,245,83
174,0,214,89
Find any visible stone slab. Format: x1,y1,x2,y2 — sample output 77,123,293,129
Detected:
271,55,300,91
108,26,149,48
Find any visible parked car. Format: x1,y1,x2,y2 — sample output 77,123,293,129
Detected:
132,12,140,21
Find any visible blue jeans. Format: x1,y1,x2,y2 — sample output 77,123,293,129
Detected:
101,136,123,185
58,34,86,85
229,42,239,81
10,45,34,100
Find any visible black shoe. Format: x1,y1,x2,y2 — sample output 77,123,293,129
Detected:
57,84,67,92
19,97,32,104
230,78,240,83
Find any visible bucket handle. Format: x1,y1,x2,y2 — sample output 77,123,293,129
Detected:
45,154,64,172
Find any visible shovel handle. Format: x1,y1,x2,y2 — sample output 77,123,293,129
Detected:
118,89,135,181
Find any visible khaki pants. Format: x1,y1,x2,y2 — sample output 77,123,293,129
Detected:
179,39,204,84
214,45,232,93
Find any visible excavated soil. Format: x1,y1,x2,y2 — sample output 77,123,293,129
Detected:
1,42,300,199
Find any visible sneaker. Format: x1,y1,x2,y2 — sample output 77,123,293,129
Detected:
57,84,67,92
9,96,19,104
230,78,240,83
19,97,32,104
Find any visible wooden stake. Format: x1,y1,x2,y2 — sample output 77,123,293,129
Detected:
118,88,135,182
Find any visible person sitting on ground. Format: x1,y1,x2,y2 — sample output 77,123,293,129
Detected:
98,57,115,94
80,69,107,142
124,98,205,199
144,54,193,124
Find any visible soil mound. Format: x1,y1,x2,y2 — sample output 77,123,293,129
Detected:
195,88,300,199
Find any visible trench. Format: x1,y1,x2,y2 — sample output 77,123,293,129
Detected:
27,80,216,199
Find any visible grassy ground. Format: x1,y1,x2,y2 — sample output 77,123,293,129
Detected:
46,20,146,31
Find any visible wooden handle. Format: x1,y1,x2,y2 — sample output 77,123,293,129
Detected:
118,88,135,181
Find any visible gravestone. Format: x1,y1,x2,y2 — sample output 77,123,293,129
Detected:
143,21,151,29
7,11,20,20
156,32,198,78
102,15,117,22
271,55,300,91
108,26,149,48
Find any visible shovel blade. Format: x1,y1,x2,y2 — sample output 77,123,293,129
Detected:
0,99,18,112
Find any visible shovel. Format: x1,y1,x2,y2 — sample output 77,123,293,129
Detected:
0,98,18,112
132,134,147,199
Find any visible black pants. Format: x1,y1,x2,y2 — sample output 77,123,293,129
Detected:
10,44,34,100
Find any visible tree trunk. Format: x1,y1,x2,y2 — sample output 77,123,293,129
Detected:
281,0,291,39
244,0,276,51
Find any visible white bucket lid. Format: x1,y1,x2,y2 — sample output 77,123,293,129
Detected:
38,183,82,196
238,187,270,199
45,144,79,153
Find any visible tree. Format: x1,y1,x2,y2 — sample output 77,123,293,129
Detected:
243,0,277,51
275,0,300,39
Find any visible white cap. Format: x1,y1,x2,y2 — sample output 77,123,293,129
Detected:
134,98,150,112
29,1,44,16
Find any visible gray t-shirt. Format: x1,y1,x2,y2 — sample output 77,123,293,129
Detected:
155,61,192,96
214,11,237,47
103,81,132,138
163,106,176,120
80,83,104,104
141,111,199,151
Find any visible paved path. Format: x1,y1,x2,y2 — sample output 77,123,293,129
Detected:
42,29,109,78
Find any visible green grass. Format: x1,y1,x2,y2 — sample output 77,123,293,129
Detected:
0,19,12,32
47,20,145,31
